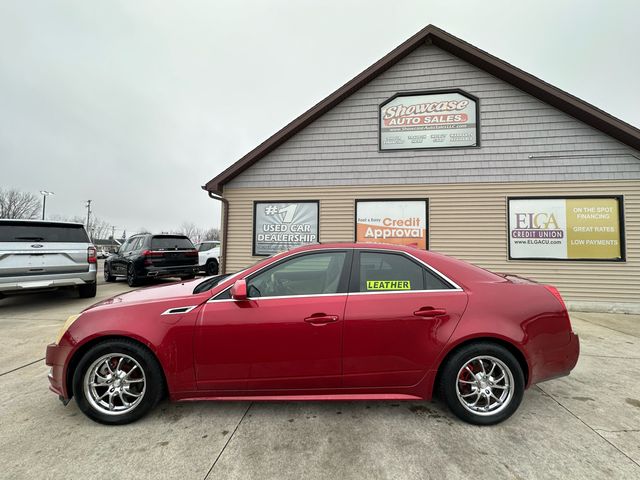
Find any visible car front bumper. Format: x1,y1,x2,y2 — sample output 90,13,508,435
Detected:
45,342,73,399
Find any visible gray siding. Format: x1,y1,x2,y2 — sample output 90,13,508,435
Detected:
227,44,640,188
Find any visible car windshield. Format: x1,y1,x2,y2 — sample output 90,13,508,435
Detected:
0,222,89,242
193,274,234,294
150,236,194,250
192,254,275,294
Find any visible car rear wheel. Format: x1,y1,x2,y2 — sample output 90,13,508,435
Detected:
205,259,219,276
127,264,140,287
72,339,164,425
104,263,115,282
439,342,524,425
78,283,97,298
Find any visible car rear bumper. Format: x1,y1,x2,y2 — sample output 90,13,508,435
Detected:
531,332,580,385
45,342,72,399
0,269,97,294
143,265,198,278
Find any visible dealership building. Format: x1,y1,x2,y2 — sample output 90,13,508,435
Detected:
203,25,640,312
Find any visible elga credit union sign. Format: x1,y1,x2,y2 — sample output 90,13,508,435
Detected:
356,200,428,249
508,197,625,261
380,90,478,150
253,201,319,255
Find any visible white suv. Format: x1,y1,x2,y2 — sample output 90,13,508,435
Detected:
0,220,98,298
195,240,220,276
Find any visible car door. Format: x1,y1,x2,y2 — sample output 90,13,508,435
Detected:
342,249,468,388
194,250,352,391
111,239,130,275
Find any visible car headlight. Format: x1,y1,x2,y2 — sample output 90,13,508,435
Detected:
56,314,81,344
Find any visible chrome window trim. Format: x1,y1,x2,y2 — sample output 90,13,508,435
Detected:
356,248,464,292
206,247,463,303
161,305,198,315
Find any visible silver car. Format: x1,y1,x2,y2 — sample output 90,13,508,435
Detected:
0,220,97,298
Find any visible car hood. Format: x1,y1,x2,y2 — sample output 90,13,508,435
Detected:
85,279,206,311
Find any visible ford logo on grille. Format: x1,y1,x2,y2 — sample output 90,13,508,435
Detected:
31,244,44,248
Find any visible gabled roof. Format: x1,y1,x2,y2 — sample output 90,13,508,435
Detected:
203,24,640,194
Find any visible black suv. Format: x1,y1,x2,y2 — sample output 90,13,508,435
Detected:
105,234,199,287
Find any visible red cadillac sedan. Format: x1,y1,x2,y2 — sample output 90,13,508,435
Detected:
46,243,579,425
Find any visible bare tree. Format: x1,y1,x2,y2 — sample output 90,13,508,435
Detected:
0,188,42,219
203,228,220,241
172,223,220,244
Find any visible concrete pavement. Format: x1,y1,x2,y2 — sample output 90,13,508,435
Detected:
0,271,638,479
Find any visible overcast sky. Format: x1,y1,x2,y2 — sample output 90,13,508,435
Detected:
1,0,638,237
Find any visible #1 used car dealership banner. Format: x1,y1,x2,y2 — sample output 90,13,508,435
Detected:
380,90,478,150
508,197,624,261
253,201,319,255
356,200,428,249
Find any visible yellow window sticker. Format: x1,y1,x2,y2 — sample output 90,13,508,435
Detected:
366,280,411,291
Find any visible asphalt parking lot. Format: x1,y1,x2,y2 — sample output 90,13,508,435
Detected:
0,261,639,479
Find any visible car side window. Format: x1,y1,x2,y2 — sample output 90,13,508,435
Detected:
358,251,454,293
130,237,143,252
247,251,347,298
119,239,132,253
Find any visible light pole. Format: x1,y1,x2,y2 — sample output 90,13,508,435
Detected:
85,200,92,239
40,191,54,220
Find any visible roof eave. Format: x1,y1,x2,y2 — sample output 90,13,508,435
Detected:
203,24,640,193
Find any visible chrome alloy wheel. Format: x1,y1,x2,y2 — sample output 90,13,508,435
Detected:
83,353,146,415
456,355,514,416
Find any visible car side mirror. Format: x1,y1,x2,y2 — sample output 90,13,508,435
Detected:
230,279,248,301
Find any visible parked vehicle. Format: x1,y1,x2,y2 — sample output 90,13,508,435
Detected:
96,249,109,259
103,234,198,287
195,240,220,275
46,243,579,425
0,220,97,298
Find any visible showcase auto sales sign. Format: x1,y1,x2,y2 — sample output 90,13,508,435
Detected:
380,91,477,150
508,198,623,260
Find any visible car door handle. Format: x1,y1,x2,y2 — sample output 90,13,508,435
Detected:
304,314,339,325
414,307,447,318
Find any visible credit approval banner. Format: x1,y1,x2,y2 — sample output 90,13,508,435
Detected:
356,200,428,249
253,201,318,255
380,91,478,150
508,197,624,260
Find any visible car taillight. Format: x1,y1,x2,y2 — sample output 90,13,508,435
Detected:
142,250,164,257
87,247,97,264
544,285,567,310
186,250,198,257
142,250,164,265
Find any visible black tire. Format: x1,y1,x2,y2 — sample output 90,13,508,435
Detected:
104,262,116,282
439,342,524,425
205,259,219,276
78,283,97,298
72,339,164,425
127,264,140,287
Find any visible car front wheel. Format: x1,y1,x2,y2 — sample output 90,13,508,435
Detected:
439,342,524,425
72,339,164,425
104,263,116,282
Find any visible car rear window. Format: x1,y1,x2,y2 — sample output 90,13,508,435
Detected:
0,222,90,243
151,236,194,250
